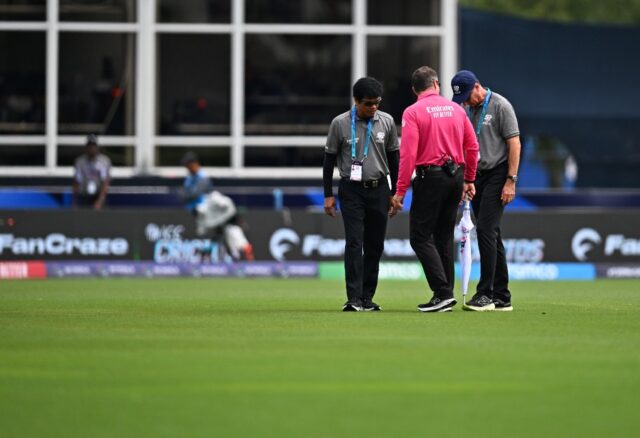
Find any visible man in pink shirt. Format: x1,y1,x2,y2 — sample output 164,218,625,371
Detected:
391,66,479,313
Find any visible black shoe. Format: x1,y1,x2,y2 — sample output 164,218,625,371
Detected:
363,301,381,311
493,298,513,312
417,296,456,313
463,294,495,312
342,302,363,312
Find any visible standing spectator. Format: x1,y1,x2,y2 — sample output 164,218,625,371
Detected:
323,77,400,312
392,66,478,313
72,134,111,209
450,70,521,312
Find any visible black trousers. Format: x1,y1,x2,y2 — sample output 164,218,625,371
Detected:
472,161,510,301
77,194,100,207
338,179,390,305
409,169,463,299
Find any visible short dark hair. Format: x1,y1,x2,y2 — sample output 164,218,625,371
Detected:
180,151,199,166
353,77,383,100
411,66,439,94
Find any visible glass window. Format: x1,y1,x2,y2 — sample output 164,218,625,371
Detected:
367,36,440,129
59,0,136,22
245,146,324,167
157,34,231,136
0,32,45,135
58,32,135,135
245,34,351,135
58,145,134,166
155,147,230,167
368,0,440,26
0,0,46,21
246,0,351,24
0,145,44,165
157,0,230,23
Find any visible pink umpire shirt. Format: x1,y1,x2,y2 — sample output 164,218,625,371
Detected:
396,90,479,197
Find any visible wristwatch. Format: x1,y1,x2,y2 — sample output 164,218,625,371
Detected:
507,175,518,183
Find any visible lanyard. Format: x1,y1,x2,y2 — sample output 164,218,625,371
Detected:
351,106,373,160
466,88,491,137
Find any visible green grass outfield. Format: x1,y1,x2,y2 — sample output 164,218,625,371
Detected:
1,279,639,437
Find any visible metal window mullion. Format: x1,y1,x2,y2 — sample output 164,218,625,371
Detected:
57,135,136,146
0,167,70,176
364,25,444,36
0,136,46,145
151,136,325,147
441,0,458,100
45,0,59,172
154,167,322,179
242,136,325,146
155,23,232,34
58,22,138,33
243,23,352,34
352,0,366,82
154,137,232,147
231,0,245,174
135,0,155,173
0,22,47,31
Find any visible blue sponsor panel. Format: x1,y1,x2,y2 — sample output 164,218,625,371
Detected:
507,263,595,280
454,262,595,281
0,190,64,209
377,262,595,281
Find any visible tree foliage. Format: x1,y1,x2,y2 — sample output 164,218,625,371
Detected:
459,0,640,25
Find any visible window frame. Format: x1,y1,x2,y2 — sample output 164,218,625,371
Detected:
0,0,458,178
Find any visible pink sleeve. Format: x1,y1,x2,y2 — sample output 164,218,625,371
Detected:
462,116,479,182
396,109,419,197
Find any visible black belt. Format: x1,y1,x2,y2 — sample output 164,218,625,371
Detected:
342,176,386,188
416,164,464,176
477,161,508,177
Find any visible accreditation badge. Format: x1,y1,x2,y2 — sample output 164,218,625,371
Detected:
350,161,363,182
87,181,97,195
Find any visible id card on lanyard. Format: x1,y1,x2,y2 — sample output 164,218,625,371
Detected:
350,106,373,182
466,88,491,161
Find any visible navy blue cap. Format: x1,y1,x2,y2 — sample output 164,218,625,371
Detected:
180,151,199,166
451,70,479,104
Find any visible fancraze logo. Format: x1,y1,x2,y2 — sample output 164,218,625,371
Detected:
269,228,546,262
571,228,601,261
0,233,128,256
572,228,640,261
269,229,301,261
269,228,414,261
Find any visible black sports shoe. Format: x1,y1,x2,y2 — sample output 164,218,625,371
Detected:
463,294,495,312
363,301,381,311
342,302,363,312
417,296,456,313
493,298,513,312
